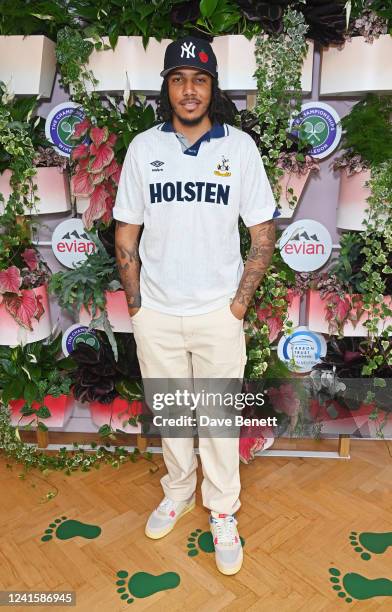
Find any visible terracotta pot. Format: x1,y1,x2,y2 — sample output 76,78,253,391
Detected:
277,168,312,218
8,394,73,429
0,167,71,214
287,292,301,327
0,284,52,345
306,289,392,337
0,35,56,97
89,397,142,433
79,290,133,333
336,168,372,231
320,35,392,96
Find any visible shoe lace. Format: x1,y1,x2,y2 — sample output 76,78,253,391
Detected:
212,515,237,545
157,497,176,515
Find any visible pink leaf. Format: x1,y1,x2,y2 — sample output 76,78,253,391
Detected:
104,158,120,179
101,195,115,224
71,170,95,197
77,158,89,170
34,294,45,322
0,266,22,294
107,133,117,146
72,118,91,140
21,248,39,271
111,167,122,185
3,290,37,330
71,143,89,161
82,184,109,230
91,172,106,185
90,126,108,147
267,384,300,416
88,143,114,173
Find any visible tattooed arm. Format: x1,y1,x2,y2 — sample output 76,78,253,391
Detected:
115,221,142,316
231,219,276,319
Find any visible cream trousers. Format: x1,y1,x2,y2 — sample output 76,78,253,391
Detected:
131,301,247,515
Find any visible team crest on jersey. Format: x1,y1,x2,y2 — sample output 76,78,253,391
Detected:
214,156,231,177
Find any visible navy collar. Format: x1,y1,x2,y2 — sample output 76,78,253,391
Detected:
159,121,226,156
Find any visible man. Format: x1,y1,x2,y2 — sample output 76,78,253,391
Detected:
113,36,278,576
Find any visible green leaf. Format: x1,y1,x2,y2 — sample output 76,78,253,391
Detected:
36,405,51,419
2,378,24,403
200,0,219,18
24,381,39,405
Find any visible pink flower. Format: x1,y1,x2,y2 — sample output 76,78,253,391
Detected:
239,436,265,464
267,383,300,416
0,266,22,294
21,248,39,271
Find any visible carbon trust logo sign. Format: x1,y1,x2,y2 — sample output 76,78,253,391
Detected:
289,102,341,159
52,219,96,268
279,219,332,271
45,102,88,157
278,326,327,373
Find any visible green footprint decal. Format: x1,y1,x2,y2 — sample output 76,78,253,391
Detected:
349,531,392,561
186,529,245,557
329,567,392,603
41,516,101,542
116,570,180,604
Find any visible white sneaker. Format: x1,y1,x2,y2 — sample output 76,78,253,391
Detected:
145,495,195,540
209,512,243,575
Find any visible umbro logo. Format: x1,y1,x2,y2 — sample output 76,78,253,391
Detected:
150,160,164,171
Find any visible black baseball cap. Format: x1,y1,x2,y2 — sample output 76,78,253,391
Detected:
160,36,218,79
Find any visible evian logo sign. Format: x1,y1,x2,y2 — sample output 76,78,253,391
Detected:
279,219,332,271
52,219,96,268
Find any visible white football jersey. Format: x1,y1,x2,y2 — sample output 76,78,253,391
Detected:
113,121,280,316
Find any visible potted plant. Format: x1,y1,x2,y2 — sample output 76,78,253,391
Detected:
70,331,143,437
306,231,392,337
307,335,391,437
49,234,128,359
0,242,52,345
0,81,71,215
0,0,74,96
0,333,75,432
333,94,392,231
320,5,391,96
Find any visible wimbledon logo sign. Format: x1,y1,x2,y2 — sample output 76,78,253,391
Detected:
52,218,96,268
45,102,88,157
279,219,332,272
289,102,341,160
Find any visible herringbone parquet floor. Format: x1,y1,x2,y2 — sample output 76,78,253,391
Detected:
0,439,391,611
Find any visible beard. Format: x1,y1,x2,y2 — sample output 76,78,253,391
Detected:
172,105,210,127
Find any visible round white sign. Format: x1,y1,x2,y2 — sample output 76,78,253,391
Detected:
62,324,100,356
277,326,327,373
289,102,341,160
279,219,332,271
45,102,88,158
52,218,96,268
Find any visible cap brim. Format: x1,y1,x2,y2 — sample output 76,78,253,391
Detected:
160,65,216,78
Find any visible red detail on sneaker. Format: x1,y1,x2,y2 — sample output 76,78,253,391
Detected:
214,536,218,544
235,536,239,543
169,510,176,518
218,514,227,518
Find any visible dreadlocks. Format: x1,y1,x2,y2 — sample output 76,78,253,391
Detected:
156,77,238,126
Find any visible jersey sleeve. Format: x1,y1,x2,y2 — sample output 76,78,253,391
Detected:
112,142,144,225
239,137,281,227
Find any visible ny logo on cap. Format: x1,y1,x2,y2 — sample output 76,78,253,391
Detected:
180,42,196,59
